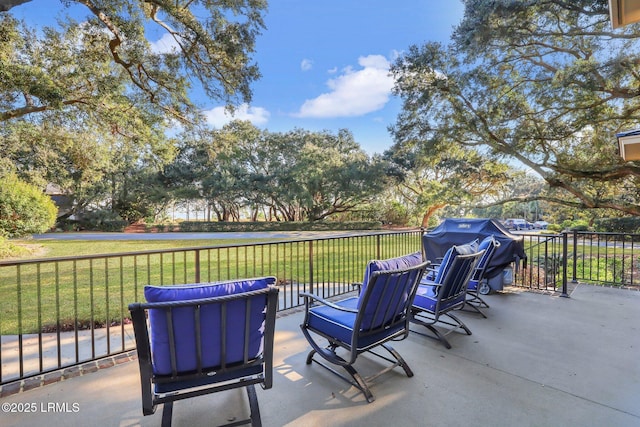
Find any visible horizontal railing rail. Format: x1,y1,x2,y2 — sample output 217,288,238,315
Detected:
0,230,422,385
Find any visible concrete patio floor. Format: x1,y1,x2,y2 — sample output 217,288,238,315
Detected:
1,284,639,427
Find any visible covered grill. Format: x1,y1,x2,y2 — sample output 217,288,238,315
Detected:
422,218,527,291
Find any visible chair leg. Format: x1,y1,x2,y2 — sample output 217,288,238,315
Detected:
474,294,490,308
422,324,453,350
343,363,375,403
305,340,376,403
305,348,317,365
460,291,489,319
447,312,472,335
465,290,490,314
462,298,488,318
246,385,262,427
411,312,472,349
161,401,173,427
381,343,414,378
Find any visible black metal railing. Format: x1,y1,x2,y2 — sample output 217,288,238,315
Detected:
514,230,640,294
570,231,640,288
1,229,638,386
0,230,421,385
515,232,567,294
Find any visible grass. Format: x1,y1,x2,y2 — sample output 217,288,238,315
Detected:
5,238,277,259
0,233,421,334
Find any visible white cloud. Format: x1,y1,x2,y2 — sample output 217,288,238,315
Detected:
149,33,181,54
294,55,394,118
203,104,270,128
301,58,313,71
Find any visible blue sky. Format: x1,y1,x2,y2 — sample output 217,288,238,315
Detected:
10,0,465,155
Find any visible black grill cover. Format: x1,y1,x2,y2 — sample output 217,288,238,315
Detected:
422,218,526,278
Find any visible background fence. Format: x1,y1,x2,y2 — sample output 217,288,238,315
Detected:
1,229,638,385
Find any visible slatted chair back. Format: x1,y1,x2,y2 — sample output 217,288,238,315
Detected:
129,277,278,427
434,251,482,307
470,236,499,284
355,263,427,343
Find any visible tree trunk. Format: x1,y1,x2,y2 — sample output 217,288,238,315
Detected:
421,203,447,228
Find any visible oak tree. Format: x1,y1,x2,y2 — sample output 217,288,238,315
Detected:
391,0,640,217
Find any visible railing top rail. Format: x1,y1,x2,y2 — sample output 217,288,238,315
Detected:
522,233,562,248
574,230,640,237
0,229,421,267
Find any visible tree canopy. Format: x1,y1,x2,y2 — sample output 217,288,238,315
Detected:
166,122,388,222
0,0,267,222
390,0,640,217
1,0,266,124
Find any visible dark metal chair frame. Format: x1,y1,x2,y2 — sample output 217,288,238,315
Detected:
129,284,279,427
410,251,483,349
464,237,500,318
299,261,429,403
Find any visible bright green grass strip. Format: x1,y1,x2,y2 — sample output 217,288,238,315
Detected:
7,238,282,259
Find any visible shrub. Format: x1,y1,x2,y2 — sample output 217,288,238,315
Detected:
594,217,640,233
77,210,128,232
547,223,563,232
0,173,57,237
561,219,590,232
178,221,383,232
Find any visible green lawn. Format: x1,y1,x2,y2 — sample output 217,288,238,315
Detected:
8,238,279,259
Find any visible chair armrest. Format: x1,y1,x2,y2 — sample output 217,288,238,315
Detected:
424,266,439,280
426,257,443,267
419,278,444,289
351,282,362,294
299,292,358,313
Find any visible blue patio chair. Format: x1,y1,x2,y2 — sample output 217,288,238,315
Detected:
128,277,279,427
411,246,484,349
423,239,479,280
300,252,428,403
464,235,500,318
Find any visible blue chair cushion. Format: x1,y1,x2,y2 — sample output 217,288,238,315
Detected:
476,236,495,270
144,278,271,376
360,251,423,298
468,236,496,289
306,297,406,349
434,241,477,283
413,283,466,312
358,252,423,329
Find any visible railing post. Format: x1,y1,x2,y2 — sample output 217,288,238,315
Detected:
194,249,201,284
308,240,314,295
561,232,569,298
572,230,579,284
376,234,381,260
